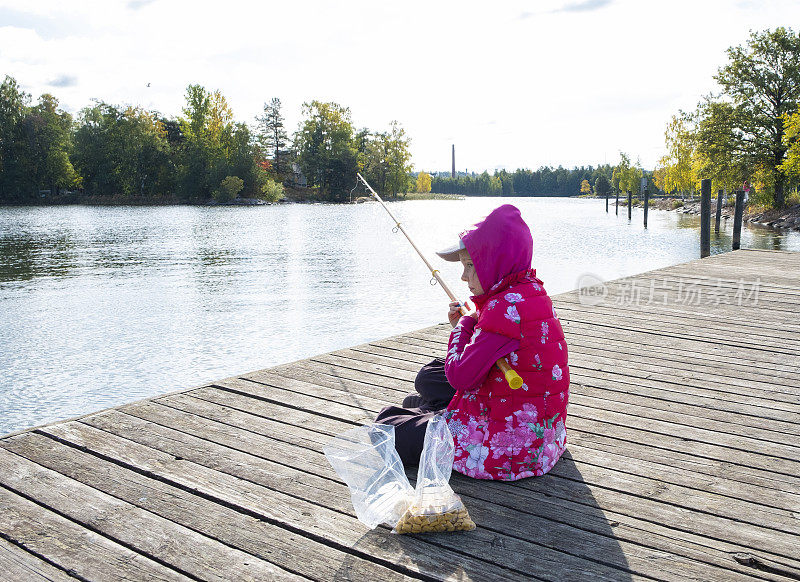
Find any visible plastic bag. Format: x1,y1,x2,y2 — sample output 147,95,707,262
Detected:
323,414,475,534
323,423,413,529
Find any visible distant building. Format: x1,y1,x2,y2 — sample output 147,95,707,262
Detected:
291,163,307,187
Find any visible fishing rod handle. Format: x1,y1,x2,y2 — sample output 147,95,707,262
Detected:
497,359,524,389
453,300,523,390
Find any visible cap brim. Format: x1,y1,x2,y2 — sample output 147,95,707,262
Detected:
435,239,465,262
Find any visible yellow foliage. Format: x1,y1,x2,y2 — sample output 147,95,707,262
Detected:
660,112,697,195
779,110,800,179
416,171,432,193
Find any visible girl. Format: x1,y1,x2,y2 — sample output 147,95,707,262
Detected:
374,204,570,481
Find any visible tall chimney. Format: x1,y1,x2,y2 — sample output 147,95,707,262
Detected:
451,144,455,178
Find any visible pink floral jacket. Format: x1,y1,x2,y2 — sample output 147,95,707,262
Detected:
444,268,570,481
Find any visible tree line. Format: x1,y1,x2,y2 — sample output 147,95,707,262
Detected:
0,77,414,204
655,27,800,209
429,165,640,197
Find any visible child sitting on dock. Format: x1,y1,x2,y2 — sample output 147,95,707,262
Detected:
375,204,570,481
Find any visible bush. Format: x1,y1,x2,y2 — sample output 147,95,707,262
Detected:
671,200,684,209
260,178,285,202
213,176,244,203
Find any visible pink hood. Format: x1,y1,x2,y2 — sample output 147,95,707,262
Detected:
460,204,533,296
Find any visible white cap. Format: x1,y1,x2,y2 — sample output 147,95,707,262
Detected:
435,238,465,262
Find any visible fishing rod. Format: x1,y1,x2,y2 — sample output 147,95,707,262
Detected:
356,173,523,390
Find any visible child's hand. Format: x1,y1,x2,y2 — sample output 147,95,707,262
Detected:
448,301,475,328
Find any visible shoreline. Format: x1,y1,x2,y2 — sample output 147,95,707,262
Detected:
603,195,800,231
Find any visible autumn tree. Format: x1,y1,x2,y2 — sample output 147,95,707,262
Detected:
779,108,800,182
416,171,432,193
657,111,697,197
715,27,800,208
580,179,591,194
174,84,264,201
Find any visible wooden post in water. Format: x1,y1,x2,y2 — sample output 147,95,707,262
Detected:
643,187,650,228
605,190,609,213
715,188,723,233
732,189,745,250
615,190,619,215
627,191,632,220
700,179,711,258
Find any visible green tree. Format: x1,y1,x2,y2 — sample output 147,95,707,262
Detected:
694,99,747,195
384,121,412,196
0,75,31,200
715,27,800,208
174,85,262,201
613,152,643,196
295,100,358,201
361,130,390,194
260,177,284,202
213,175,243,202
594,175,611,197
256,97,289,176
25,94,79,196
73,102,172,197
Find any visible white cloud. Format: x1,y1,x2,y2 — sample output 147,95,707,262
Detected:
0,0,797,171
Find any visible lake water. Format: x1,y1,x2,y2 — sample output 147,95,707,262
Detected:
2,198,798,435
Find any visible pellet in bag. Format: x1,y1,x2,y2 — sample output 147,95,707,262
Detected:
323,423,413,529
393,414,476,534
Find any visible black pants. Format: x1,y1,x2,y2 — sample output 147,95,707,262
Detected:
374,358,455,467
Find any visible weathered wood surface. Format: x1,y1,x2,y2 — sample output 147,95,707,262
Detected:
1,248,799,581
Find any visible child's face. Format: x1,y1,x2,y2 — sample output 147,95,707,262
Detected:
459,249,484,296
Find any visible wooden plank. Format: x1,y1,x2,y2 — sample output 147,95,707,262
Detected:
0,538,77,582
402,330,800,405
0,447,305,582
0,485,192,582
247,357,800,484
100,401,800,581
75,408,788,582
556,320,800,373
561,334,800,388
405,325,800,375
198,374,800,494
297,350,800,467
150,382,800,566
552,300,800,343
35,418,642,582
345,341,800,427
0,433,420,582
194,378,800,515
317,348,800,433
552,289,800,331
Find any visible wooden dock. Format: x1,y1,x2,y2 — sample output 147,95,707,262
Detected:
1,248,798,581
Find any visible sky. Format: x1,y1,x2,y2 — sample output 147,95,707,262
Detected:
0,0,797,173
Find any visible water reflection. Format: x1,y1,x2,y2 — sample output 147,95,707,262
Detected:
0,232,77,281
1,200,798,435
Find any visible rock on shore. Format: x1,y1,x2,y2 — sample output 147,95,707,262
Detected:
617,196,800,231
